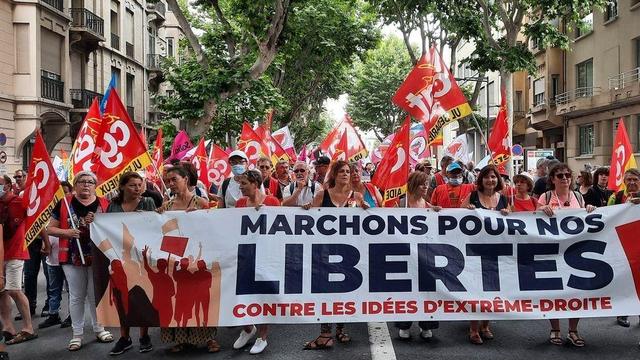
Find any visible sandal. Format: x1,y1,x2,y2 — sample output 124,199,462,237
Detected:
549,330,563,345
567,330,585,347
96,330,114,343
480,328,494,340
469,332,483,345
207,339,221,353
6,331,38,345
2,331,15,342
68,337,82,351
336,328,351,343
166,343,192,353
303,335,334,350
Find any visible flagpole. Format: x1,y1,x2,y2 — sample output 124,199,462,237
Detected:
62,196,86,265
150,159,168,196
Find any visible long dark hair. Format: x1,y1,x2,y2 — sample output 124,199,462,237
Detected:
112,171,144,204
326,160,349,189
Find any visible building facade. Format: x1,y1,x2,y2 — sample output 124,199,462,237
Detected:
0,0,181,174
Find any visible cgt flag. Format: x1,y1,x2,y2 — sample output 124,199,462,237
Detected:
609,119,638,192
146,128,164,189
191,138,211,189
272,126,297,161
255,124,291,165
372,116,411,207
319,114,368,162
393,47,472,143
22,131,65,246
208,144,231,187
238,122,270,167
93,89,152,196
487,87,510,171
332,130,348,161
69,98,102,182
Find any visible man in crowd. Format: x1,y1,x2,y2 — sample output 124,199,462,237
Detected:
313,156,330,185
362,163,375,182
258,157,280,199
0,175,37,345
427,156,454,199
11,171,25,196
430,162,475,209
282,162,321,207
217,150,249,208
532,156,559,198
272,160,291,200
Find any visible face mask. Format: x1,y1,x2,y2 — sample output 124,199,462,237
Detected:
448,177,462,186
231,164,246,176
0,188,5,198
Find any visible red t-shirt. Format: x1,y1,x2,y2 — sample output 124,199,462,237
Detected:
430,184,475,209
513,197,537,212
236,195,281,208
0,194,29,260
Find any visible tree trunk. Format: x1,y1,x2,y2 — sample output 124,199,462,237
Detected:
469,73,485,108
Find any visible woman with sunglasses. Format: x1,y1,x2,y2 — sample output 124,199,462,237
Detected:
303,160,368,350
349,162,382,208
232,170,279,354
538,163,595,347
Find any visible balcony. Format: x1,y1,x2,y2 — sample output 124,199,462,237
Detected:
69,8,105,52
555,86,604,117
126,42,134,58
146,1,166,24
41,70,64,103
147,54,166,90
111,33,120,50
609,68,640,105
70,89,102,110
127,106,135,121
41,0,63,11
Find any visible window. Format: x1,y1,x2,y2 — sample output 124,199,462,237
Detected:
579,125,594,155
515,91,523,112
575,13,593,38
635,38,640,68
576,59,593,97
604,0,617,22
531,37,539,50
126,73,134,106
551,75,560,103
111,66,121,94
125,9,134,57
533,77,545,106
488,81,495,107
110,1,119,49
148,26,156,55
167,37,174,58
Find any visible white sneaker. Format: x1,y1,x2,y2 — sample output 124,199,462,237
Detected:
420,329,433,340
398,329,411,339
249,338,268,354
233,326,257,349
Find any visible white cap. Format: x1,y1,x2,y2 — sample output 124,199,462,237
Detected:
228,150,248,161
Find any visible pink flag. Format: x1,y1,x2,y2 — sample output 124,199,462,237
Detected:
298,144,307,162
165,130,193,163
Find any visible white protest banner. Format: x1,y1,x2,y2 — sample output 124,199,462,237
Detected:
91,205,640,327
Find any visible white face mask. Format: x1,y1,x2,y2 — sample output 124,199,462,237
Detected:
0,187,5,198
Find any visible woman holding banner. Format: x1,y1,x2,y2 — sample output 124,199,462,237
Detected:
461,165,510,345
232,169,279,354
512,172,538,212
350,162,382,208
47,171,114,351
157,166,217,353
538,163,596,347
302,160,368,350
105,172,157,356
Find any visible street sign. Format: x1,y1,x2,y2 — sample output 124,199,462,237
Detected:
0,151,7,164
0,133,6,146
525,149,554,172
512,144,523,156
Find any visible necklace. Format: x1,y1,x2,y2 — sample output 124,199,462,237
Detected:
554,191,571,208
480,192,498,210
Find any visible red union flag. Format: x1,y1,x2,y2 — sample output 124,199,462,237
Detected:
372,117,411,207
393,47,472,143
93,89,152,196
609,119,638,192
332,130,348,161
319,114,367,161
22,131,65,246
255,124,291,164
69,98,102,181
487,88,510,168
191,138,210,189
237,122,270,167
145,128,164,188
208,144,230,187
272,126,297,161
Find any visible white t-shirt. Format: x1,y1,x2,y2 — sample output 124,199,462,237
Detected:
218,178,242,208
282,180,321,206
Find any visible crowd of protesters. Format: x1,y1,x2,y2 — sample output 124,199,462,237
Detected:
1,151,639,359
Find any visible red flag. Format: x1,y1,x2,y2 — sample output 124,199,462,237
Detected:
69,98,101,181
191,138,210,189
487,87,510,172
319,114,368,161
146,128,164,188
160,235,189,257
332,130,348,161
298,144,307,162
255,124,291,164
393,47,472,143
237,122,270,167
22,131,65,246
92,89,152,196
372,117,411,207
272,126,297,161
208,144,231,187
609,119,638,192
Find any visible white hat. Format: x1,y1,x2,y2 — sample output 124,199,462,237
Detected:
228,150,248,161
514,172,534,187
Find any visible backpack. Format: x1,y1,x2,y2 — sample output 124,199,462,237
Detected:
544,190,584,208
221,178,231,207
288,181,316,197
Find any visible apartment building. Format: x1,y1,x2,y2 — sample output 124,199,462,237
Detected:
0,0,181,173
556,0,640,170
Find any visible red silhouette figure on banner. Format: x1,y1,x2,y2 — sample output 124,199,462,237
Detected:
173,257,197,327
143,246,176,327
193,260,213,326
109,259,129,324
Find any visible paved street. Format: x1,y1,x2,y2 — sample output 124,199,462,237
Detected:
7,272,640,360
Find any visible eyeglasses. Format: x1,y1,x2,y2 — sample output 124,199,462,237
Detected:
13,175,22,179
293,169,306,174
77,180,96,185
555,173,572,180
259,165,271,170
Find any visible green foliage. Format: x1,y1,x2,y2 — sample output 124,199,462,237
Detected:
347,36,413,140
287,111,333,149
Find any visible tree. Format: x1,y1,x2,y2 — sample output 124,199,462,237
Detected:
347,36,413,140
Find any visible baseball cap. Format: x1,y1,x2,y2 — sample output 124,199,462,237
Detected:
228,150,248,161
314,156,331,166
446,162,462,173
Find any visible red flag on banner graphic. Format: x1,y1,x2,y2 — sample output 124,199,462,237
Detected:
332,130,348,161
319,114,368,162
237,122,270,167
487,87,510,172
255,124,291,164
191,138,210,189
393,47,472,144
69,98,102,181
92,89,152,196
160,235,189,257
372,116,411,207
145,128,164,188
208,144,231,187
21,131,65,246
609,119,638,192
